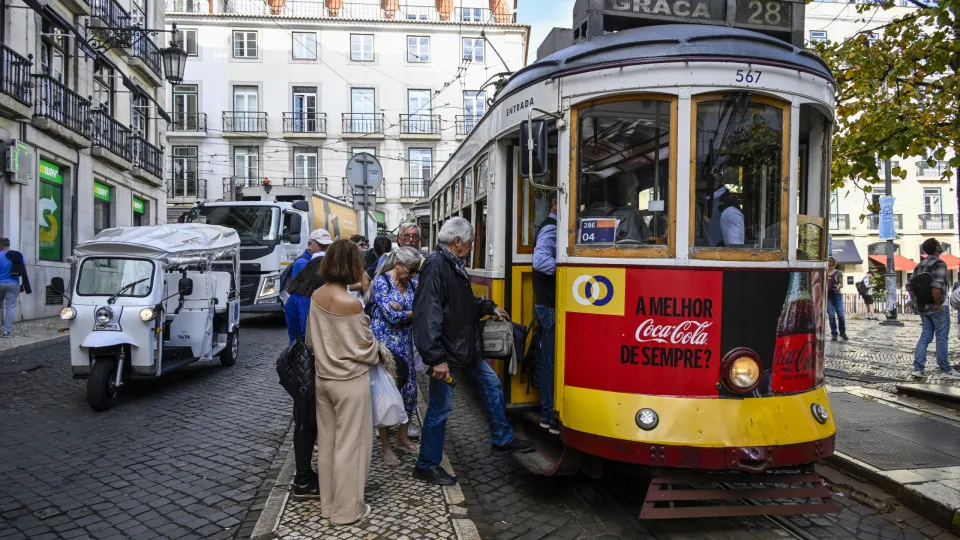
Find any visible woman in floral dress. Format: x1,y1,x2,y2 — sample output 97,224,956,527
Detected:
369,246,423,465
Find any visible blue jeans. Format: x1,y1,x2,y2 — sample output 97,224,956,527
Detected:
534,306,556,424
915,308,951,373
0,282,19,334
827,293,846,336
416,358,514,470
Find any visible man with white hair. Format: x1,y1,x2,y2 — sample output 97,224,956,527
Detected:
411,217,534,486
377,223,422,272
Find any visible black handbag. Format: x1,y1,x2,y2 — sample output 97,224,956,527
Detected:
276,339,315,402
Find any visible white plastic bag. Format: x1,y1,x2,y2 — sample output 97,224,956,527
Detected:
370,364,408,428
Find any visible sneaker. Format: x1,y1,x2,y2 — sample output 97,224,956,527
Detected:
539,419,550,430
492,438,535,456
941,371,960,380
406,424,420,440
911,370,925,379
292,482,320,499
831,335,838,341
840,333,849,341
1,331,10,338
412,466,457,486
548,420,560,436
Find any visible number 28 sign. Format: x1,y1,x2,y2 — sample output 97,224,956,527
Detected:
734,0,791,30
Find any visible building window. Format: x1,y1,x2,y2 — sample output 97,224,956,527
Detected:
232,30,258,58
292,32,317,60
93,61,114,114
463,90,485,120
93,181,112,234
808,30,827,43
461,7,482,22
462,38,484,62
924,187,942,215
294,148,319,180
408,148,432,197
173,28,198,56
40,19,68,84
172,146,199,197
234,147,259,182
173,84,199,130
38,159,64,261
351,34,374,62
233,85,259,131
407,36,430,63
351,88,376,131
132,95,148,136
292,86,318,132
133,197,147,226
407,89,432,133
131,0,146,27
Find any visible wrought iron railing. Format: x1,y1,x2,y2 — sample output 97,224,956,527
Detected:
132,135,162,177
33,74,90,137
184,0,515,20
170,112,206,132
167,177,206,199
91,108,132,161
223,111,267,132
283,177,328,193
342,113,383,134
401,178,426,199
866,214,903,230
165,0,206,12
400,114,440,135
0,44,32,106
917,161,950,178
919,213,954,230
456,115,479,135
829,214,849,230
283,112,326,133
91,0,132,33
376,182,386,199
132,36,162,78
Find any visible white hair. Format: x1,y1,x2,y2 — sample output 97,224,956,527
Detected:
393,246,423,268
399,223,420,235
437,217,473,245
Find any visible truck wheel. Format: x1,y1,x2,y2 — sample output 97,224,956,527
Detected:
220,329,239,367
88,358,118,412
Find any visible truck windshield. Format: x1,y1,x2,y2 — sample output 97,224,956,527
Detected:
192,206,280,246
77,258,154,298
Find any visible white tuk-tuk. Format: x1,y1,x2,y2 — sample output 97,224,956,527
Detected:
59,224,242,411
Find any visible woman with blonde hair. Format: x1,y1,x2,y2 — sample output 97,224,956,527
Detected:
306,239,379,524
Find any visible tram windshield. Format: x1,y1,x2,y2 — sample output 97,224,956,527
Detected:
576,99,672,248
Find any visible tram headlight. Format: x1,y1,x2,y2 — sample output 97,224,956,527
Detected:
811,403,830,424
721,347,761,393
139,307,156,322
635,408,659,431
60,307,77,320
95,306,114,324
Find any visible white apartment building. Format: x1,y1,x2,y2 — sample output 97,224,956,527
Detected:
807,0,957,296
163,0,529,231
0,0,169,321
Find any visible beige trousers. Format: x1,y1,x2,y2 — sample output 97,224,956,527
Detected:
315,370,372,525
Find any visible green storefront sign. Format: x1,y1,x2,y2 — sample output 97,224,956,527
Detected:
94,181,111,202
38,159,63,261
133,198,145,214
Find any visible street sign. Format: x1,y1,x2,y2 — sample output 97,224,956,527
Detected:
346,153,383,191
352,190,377,211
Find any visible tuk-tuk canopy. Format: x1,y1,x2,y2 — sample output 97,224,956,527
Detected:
74,224,240,265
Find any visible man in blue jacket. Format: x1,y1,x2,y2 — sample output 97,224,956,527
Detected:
291,228,332,279
532,198,558,434
0,238,30,338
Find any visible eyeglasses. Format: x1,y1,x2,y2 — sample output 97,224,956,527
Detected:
400,234,421,240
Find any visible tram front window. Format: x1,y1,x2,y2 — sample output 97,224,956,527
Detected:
693,94,786,251
577,99,672,249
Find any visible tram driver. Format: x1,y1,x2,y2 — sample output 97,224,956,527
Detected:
701,177,745,247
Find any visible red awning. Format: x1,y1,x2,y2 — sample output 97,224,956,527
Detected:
869,254,918,272
921,253,960,270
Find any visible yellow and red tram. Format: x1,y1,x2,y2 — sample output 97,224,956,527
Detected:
428,3,837,517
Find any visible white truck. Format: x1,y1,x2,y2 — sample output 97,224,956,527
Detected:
182,195,377,312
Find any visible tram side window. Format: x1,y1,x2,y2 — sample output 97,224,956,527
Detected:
577,100,671,249
693,95,785,250
796,103,832,261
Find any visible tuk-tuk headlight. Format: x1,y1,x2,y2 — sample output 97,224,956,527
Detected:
139,307,156,322
95,306,114,324
60,307,77,320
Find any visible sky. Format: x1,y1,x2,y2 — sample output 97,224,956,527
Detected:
515,0,576,62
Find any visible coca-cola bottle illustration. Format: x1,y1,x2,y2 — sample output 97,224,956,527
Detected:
772,271,817,393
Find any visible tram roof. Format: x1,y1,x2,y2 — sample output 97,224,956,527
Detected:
494,24,834,103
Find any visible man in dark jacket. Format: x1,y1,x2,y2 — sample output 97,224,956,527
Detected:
0,237,30,338
411,218,533,486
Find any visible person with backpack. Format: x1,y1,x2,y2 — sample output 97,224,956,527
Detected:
856,274,875,320
911,238,960,379
532,197,559,434
827,257,848,341
0,238,30,338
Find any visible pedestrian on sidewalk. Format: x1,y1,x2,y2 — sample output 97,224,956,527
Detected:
282,257,325,498
910,238,960,380
532,197,559,434
307,240,380,525
827,257,848,341
411,218,534,487
366,236,391,279
0,238,30,338
856,274,875,320
367,247,423,466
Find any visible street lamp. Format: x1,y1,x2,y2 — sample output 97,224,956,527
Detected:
161,40,188,85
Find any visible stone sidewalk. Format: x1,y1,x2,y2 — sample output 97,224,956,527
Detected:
0,316,69,360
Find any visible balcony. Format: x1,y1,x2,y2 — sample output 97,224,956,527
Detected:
399,114,441,139
0,44,33,119
339,178,353,203
456,115,479,137
132,135,163,183
401,178,426,201
342,113,384,137
917,161,950,178
167,177,206,200
376,182,386,202
283,177,328,193
866,214,903,230
829,214,850,231
90,0,132,44
131,36,163,82
169,112,207,133
32,75,90,147
202,1,515,21
282,112,326,138
91,108,132,167
165,0,207,13
222,111,267,135
919,213,954,230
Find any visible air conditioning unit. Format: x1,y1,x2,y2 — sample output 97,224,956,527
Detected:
5,140,35,185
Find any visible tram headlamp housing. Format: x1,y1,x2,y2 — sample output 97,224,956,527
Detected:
635,408,659,431
60,307,77,320
811,403,830,424
721,347,762,394
95,306,114,324
139,307,156,322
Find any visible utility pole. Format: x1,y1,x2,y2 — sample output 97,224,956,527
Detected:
881,158,904,326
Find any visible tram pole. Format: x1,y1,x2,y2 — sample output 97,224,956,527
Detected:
881,158,904,326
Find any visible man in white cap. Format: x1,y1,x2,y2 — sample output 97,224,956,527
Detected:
292,229,332,279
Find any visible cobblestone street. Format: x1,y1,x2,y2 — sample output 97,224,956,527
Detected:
0,316,292,540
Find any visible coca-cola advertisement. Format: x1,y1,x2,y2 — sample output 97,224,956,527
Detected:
563,267,826,398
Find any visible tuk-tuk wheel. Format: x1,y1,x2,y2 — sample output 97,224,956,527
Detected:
88,358,119,412
220,329,239,367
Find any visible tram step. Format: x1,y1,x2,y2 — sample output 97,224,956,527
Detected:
639,470,838,519
510,412,581,476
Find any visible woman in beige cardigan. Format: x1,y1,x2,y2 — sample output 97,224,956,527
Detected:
306,239,380,525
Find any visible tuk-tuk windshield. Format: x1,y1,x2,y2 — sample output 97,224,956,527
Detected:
77,258,155,298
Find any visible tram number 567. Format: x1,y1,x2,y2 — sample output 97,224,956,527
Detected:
735,70,762,84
